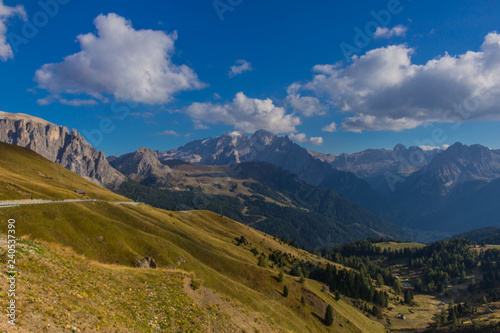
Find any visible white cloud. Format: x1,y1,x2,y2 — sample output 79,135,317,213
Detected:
341,114,424,133
35,13,204,105
309,136,324,145
130,112,155,118
157,130,180,137
286,83,325,116
0,0,26,61
374,25,408,39
419,144,450,151
322,122,337,133
182,92,301,133
293,32,500,132
228,59,252,78
289,132,323,145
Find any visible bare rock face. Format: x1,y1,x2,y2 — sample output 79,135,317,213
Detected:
136,256,157,269
0,112,125,187
156,130,385,213
108,147,171,182
158,130,333,186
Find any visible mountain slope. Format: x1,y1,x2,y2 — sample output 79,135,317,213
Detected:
0,142,387,332
109,147,172,184
158,130,388,214
0,111,125,187
312,144,440,195
391,143,500,234
112,152,408,247
0,142,128,201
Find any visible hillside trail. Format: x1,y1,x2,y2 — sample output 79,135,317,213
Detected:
0,199,141,208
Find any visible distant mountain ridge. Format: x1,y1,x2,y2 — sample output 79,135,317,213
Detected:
158,130,389,214
111,151,409,247
0,111,125,187
309,144,441,195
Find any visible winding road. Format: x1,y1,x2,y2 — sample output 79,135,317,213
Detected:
0,199,142,208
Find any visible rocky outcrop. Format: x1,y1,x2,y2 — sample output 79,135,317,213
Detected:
0,111,125,187
136,256,157,269
109,147,171,182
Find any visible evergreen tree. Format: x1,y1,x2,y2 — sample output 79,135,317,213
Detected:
278,271,284,283
404,289,414,304
283,285,289,297
335,291,341,301
325,305,334,326
394,279,402,295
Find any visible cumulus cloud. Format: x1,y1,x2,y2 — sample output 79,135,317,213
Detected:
322,122,337,133
0,0,26,61
35,13,204,105
156,130,180,137
374,25,408,39
228,59,252,78
419,144,450,151
286,83,325,116
182,92,301,133
292,32,500,132
289,132,323,145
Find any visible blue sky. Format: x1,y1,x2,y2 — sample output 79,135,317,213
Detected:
1,0,500,157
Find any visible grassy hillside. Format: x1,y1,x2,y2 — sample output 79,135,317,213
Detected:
117,161,408,248
0,203,387,332
0,142,386,332
0,142,128,202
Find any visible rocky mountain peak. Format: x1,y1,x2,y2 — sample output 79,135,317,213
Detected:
250,130,277,146
393,143,407,153
0,112,125,187
109,147,170,182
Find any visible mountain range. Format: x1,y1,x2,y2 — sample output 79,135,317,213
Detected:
158,130,389,215
2,112,500,243
109,148,408,248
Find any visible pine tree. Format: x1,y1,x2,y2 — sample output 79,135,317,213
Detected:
394,279,402,295
404,289,414,304
335,291,341,301
325,305,334,326
278,271,284,283
283,285,289,297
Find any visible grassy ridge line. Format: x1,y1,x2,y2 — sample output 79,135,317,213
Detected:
0,202,386,332
0,142,128,202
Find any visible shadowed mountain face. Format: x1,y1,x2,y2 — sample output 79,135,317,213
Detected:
157,130,388,214
311,144,441,195
0,112,125,187
312,142,500,241
392,144,500,233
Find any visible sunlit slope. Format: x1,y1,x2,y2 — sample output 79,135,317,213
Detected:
0,203,385,332
0,142,128,201
0,142,386,332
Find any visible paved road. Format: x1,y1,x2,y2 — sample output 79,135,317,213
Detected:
0,199,142,208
